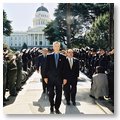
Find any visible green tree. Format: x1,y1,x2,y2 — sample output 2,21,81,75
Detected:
21,43,28,50
44,20,60,44
3,10,12,36
92,3,109,17
85,13,110,49
44,3,110,48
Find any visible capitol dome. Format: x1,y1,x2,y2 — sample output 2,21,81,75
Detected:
33,4,50,28
36,6,49,13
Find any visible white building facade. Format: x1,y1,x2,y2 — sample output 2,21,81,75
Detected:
4,5,52,50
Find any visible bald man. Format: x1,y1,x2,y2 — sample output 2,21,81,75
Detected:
64,49,79,106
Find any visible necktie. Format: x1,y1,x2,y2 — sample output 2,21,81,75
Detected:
69,58,73,69
55,54,59,67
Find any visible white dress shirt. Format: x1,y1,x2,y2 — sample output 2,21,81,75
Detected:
67,57,73,69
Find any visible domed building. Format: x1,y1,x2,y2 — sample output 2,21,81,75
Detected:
4,4,52,50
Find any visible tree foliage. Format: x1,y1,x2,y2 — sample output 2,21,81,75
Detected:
21,43,28,50
44,3,110,48
85,13,110,49
3,10,12,36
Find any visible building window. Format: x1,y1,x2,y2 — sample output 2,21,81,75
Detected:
39,41,42,45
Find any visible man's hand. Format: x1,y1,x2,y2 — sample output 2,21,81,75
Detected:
44,78,48,84
63,79,67,85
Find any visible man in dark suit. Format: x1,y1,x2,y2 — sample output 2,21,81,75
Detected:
64,49,79,106
44,41,67,114
37,48,48,93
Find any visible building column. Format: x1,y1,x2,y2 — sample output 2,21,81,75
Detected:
42,34,44,46
27,35,29,46
38,34,39,46
31,34,34,46
34,34,35,46
28,34,29,46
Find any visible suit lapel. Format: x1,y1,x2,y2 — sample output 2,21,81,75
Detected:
72,58,75,70
67,58,71,70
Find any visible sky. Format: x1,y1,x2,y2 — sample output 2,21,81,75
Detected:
3,3,58,31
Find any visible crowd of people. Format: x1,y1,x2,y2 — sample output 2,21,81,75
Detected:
3,45,38,106
3,42,114,114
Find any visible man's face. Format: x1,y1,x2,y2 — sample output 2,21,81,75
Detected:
100,49,105,55
53,43,60,52
67,50,73,58
42,49,48,55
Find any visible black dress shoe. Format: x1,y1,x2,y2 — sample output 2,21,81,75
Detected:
55,109,61,114
50,107,54,114
89,95,95,99
73,102,76,106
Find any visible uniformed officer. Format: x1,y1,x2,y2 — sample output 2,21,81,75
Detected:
7,53,17,96
15,51,23,91
3,51,9,105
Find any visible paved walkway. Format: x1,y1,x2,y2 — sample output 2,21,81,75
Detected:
3,71,113,114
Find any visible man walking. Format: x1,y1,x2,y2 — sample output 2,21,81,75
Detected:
64,49,79,106
37,48,48,94
44,41,67,114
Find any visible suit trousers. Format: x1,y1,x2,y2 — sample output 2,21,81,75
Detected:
48,81,62,110
41,75,48,92
64,78,77,103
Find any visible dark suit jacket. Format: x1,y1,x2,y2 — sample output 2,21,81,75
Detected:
64,57,79,83
44,53,66,85
36,55,47,77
